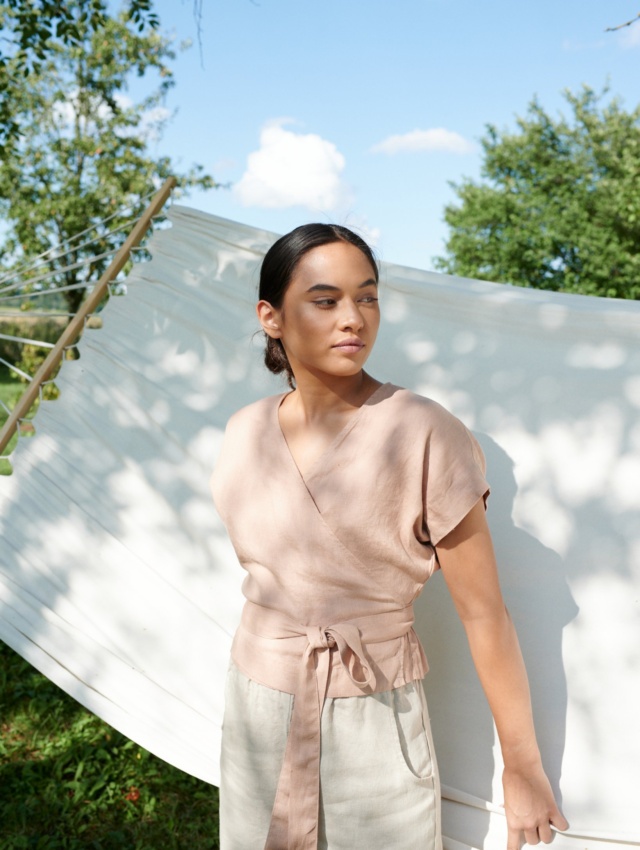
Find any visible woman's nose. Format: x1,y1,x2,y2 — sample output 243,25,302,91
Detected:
338,300,364,330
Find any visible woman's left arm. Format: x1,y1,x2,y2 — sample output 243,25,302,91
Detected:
435,499,569,850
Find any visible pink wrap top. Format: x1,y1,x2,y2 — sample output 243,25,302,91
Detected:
211,383,489,849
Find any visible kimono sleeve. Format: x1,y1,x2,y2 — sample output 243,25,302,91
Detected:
422,407,490,547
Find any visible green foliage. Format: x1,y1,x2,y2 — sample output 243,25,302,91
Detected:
0,316,70,433
0,313,87,401
0,3,217,316
12,344,61,400
0,1,159,157
0,639,220,849
0,314,66,364
0,365,30,473
435,87,640,299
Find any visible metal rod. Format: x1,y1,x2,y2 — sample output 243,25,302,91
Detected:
0,176,177,456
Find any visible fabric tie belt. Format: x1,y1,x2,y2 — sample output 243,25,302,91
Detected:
238,601,416,850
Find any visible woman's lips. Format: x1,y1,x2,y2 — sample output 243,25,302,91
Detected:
333,339,364,354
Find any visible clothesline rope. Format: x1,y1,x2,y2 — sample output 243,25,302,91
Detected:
0,333,55,348
0,311,74,319
0,251,116,297
441,786,639,845
0,189,157,286
0,177,178,459
1,278,112,302
0,207,166,368
0,241,153,301
0,357,31,380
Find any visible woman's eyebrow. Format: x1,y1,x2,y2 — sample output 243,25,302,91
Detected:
306,279,377,293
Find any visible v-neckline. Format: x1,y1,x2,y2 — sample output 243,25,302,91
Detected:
275,382,391,485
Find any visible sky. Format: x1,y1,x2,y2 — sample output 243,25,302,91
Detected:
136,0,640,271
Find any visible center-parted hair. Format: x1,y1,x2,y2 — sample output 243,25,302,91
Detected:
259,224,378,388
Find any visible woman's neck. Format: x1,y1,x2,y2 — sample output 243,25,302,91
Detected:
284,371,381,423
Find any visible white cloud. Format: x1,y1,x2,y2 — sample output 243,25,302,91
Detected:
234,119,349,210
370,127,474,155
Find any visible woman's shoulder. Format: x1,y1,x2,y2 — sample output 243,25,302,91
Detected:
380,385,486,479
224,392,284,433
213,394,284,481
378,383,463,428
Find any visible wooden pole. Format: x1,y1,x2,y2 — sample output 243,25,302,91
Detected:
0,176,177,456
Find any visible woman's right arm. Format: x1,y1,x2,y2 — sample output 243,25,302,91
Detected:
435,499,569,850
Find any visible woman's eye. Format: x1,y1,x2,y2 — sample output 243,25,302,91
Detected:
360,296,379,304
314,299,336,307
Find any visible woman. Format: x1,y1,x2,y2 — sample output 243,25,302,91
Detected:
211,224,568,850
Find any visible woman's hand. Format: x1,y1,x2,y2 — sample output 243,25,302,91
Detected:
503,762,568,848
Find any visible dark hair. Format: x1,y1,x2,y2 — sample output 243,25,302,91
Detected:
259,223,378,388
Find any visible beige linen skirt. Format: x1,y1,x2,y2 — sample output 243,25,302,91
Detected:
220,662,442,850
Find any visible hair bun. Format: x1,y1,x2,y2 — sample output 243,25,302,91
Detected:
264,336,295,389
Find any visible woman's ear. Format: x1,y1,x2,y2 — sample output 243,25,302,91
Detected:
256,300,282,339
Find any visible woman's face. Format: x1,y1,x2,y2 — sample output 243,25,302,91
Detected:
261,241,380,382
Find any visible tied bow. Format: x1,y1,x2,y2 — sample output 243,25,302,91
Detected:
266,621,374,850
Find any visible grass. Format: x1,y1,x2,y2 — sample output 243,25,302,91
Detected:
0,364,221,847
0,638,220,850
0,367,27,475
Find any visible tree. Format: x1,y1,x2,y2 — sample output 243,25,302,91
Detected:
0,6,216,318
435,88,640,299
0,1,162,158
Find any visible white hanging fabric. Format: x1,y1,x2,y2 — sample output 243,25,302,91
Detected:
0,206,638,850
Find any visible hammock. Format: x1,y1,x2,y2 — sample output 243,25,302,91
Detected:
0,205,638,850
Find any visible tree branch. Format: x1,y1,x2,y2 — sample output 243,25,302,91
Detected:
605,13,640,32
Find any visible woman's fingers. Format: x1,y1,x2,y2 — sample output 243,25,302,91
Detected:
503,763,570,850
507,823,523,850
506,808,569,850
551,810,570,833
536,820,553,843
524,826,541,845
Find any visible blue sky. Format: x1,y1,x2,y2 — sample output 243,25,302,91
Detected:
140,0,640,270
